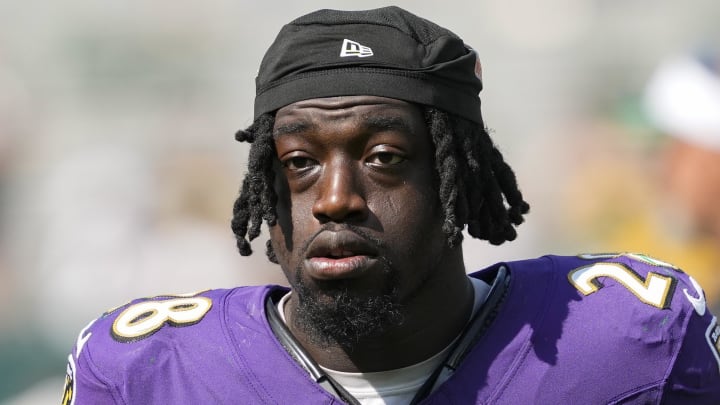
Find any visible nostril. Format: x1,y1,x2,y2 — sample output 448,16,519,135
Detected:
311,170,368,222
312,194,368,223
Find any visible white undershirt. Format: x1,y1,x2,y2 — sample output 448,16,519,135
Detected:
277,277,491,405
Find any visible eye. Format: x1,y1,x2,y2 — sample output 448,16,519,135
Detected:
367,152,406,167
283,156,317,171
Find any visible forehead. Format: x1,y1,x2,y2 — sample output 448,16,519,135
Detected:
273,96,426,136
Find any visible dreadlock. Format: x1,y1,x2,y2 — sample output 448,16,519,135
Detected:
231,107,530,262
230,113,278,261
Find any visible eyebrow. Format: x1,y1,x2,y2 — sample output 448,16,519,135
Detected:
273,121,314,138
272,114,415,138
361,114,415,135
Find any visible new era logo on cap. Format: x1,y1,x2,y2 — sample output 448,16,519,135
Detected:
340,39,373,58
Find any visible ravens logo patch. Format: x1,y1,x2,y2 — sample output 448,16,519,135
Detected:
61,356,75,405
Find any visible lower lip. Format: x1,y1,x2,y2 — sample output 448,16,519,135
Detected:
306,256,376,279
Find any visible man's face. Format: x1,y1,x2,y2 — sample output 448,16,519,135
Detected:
269,96,451,345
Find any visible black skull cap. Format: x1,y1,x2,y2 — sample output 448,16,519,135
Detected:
254,6,483,123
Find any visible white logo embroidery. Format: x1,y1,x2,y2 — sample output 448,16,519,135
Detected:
683,276,706,316
340,39,373,58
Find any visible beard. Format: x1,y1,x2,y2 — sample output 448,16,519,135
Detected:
290,254,404,349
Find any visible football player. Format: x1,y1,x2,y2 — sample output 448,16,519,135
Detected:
63,7,720,404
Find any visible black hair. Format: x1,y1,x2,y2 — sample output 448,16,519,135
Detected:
230,107,529,262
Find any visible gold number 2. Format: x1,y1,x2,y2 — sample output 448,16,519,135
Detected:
568,262,675,309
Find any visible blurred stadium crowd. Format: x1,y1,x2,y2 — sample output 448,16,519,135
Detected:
1,0,719,403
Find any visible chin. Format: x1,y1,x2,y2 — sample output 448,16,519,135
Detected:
291,265,404,347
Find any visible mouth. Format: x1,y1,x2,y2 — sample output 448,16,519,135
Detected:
304,230,379,280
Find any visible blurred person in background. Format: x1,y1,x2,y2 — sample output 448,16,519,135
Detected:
644,51,720,312
644,51,720,244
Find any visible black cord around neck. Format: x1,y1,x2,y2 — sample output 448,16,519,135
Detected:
265,293,361,405
409,266,510,404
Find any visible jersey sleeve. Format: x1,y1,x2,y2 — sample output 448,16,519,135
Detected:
661,309,720,402
565,253,720,403
60,290,221,404
610,254,719,403
658,260,720,403
62,318,121,405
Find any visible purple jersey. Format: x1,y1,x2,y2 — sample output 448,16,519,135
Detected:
62,254,720,404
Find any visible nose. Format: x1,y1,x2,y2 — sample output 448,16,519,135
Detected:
312,161,368,223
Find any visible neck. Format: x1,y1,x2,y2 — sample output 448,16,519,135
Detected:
285,249,473,373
